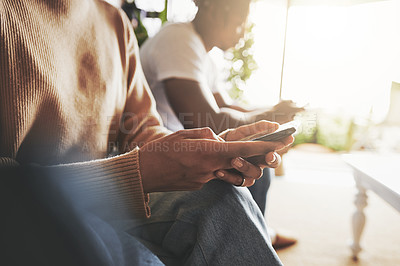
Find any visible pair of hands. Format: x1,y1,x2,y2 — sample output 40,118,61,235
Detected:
268,100,305,124
139,121,294,193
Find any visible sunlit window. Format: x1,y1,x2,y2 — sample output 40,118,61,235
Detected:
116,0,400,125
134,0,197,37
244,0,288,107
248,0,400,123
167,0,197,22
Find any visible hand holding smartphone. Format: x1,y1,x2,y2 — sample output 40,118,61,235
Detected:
252,122,297,142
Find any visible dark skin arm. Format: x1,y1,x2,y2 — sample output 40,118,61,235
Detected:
213,91,305,123
164,78,304,134
213,91,251,112
165,78,270,133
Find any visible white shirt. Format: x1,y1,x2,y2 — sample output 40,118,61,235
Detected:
140,22,218,132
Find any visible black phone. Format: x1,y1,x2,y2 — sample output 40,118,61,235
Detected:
252,123,297,142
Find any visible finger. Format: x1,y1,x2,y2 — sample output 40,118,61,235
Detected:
265,152,281,168
217,140,287,159
242,151,280,168
276,144,291,156
230,136,292,167
279,135,295,147
276,100,292,106
214,169,256,187
241,176,256,187
216,135,225,142
242,155,265,167
218,128,232,141
289,107,305,113
177,127,219,141
231,157,263,180
228,121,279,141
214,169,244,186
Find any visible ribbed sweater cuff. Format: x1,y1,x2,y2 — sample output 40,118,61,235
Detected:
53,147,150,219
0,157,20,168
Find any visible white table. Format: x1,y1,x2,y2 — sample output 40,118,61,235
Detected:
343,153,400,260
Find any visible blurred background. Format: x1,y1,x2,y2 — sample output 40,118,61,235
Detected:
109,0,400,153
107,0,400,265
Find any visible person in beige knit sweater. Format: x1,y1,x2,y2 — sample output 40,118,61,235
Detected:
0,0,293,264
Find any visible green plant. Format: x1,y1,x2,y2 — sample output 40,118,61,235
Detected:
292,112,357,152
225,23,257,102
122,0,168,47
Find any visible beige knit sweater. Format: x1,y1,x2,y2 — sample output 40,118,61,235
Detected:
0,0,170,218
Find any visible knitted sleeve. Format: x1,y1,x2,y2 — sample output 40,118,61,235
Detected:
0,1,171,219
117,10,171,152
0,158,19,167
51,10,171,219
53,9,171,219
50,147,151,219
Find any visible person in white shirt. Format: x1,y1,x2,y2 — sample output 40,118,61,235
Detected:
140,0,302,249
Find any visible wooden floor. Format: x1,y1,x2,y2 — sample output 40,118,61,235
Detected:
267,148,400,266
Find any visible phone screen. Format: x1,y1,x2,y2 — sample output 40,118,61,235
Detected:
252,127,296,142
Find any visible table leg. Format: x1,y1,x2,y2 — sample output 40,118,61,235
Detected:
350,174,368,260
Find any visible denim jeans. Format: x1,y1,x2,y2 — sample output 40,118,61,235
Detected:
248,168,271,215
112,180,282,266
0,165,164,266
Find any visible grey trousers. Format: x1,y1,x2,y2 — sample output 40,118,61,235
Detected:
248,168,271,215
112,180,282,266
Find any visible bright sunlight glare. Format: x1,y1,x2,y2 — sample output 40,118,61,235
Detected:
247,0,400,123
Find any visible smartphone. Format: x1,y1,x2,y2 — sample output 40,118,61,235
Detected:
252,123,297,142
